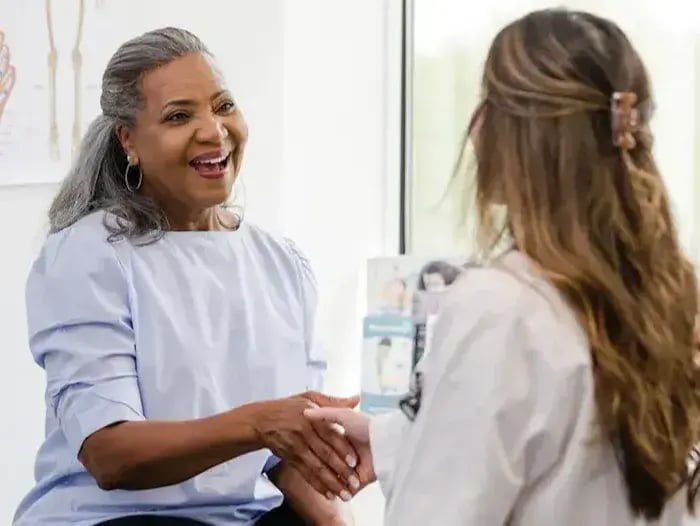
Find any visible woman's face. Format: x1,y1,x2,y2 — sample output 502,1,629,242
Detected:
118,52,248,223
381,279,407,309
422,272,447,293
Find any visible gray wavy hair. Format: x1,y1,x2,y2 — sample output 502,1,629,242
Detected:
48,27,224,241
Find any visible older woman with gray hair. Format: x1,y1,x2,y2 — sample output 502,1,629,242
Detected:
13,27,361,526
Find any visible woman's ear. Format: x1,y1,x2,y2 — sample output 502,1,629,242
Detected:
117,125,138,165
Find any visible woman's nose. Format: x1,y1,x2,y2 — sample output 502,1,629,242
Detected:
197,116,228,143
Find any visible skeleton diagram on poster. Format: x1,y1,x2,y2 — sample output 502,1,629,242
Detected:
0,0,136,185
0,0,89,185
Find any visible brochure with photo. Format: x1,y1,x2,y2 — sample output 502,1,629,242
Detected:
366,256,463,363
360,315,415,415
361,255,465,413
367,256,464,316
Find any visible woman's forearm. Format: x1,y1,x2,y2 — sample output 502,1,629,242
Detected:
269,463,355,526
79,403,262,490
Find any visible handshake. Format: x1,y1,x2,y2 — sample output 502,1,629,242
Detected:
252,391,374,502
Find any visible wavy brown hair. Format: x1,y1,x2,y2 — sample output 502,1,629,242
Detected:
465,8,700,519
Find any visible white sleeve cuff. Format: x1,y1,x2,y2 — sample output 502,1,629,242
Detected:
369,411,408,498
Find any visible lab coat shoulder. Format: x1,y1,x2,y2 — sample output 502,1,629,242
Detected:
380,254,594,525
432,257,591,381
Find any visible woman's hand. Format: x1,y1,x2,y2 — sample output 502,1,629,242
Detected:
252,392,362,500
304,407,376,490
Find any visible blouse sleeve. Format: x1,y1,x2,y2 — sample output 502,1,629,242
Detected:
383,268,589,526
26,224,145,459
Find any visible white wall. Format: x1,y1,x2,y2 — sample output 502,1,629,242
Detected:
0,1,399,524
0,184,55,517
281,2,402,523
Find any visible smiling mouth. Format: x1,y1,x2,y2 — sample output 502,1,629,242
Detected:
189,152,232,178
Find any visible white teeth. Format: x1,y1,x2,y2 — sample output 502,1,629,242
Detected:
194,153,228,165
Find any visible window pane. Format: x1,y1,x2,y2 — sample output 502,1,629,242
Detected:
407,0,700,262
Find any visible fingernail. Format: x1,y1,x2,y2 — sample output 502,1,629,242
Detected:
330,423,346,435
326,491,335,501
340,490,352,502
346,455,357,468
349,475,360,490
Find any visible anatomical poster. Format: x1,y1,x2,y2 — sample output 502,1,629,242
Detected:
0,1,66,185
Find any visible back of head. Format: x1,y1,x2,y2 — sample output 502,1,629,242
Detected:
49,27,209,239
468,8,700,519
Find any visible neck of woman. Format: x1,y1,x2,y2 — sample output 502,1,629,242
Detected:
166,206,238,232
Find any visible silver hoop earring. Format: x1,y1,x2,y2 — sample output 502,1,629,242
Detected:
124,160,142,193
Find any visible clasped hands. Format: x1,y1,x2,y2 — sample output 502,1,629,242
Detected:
253,391,374,501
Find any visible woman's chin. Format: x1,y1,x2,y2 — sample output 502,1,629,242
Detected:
192,172,237,206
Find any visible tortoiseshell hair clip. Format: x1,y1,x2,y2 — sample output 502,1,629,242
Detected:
611,91,641,151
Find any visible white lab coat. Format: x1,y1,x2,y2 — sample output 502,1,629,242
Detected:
369,251,688,526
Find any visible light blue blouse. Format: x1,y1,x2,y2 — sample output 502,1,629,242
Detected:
14,212,325,526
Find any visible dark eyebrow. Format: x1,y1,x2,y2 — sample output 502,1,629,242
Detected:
161,90,231,113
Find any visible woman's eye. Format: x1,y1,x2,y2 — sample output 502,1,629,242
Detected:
166,111,189,123
217,101,235,113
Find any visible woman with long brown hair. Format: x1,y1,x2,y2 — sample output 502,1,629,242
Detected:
306,8,700,525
